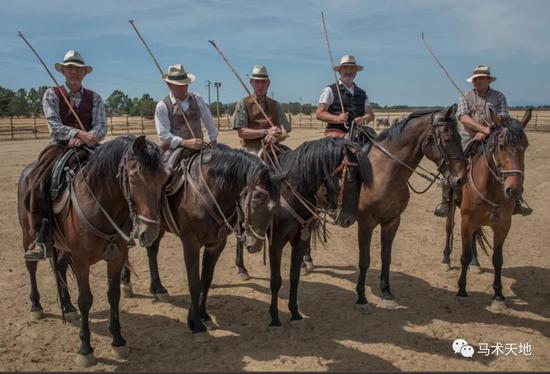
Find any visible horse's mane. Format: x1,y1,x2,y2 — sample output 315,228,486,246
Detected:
280,137,371,195
376,108,442,143
482,118,528,155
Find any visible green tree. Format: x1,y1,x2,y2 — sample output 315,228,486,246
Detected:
0,87,15,116
106,89,130,115
9,88,30,117
137,94,156,118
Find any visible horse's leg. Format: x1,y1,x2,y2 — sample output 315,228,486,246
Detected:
356,216,374,312
289,238,307,322
147,232,169,300
200,240,225,324
107,254,129,359
301,246,314,275
26,261,44,320
442,195,456,271
469,235,482,273
235,240,250,280
181,237,207,336
120,260,133,298
269,239,284,327
491,219,511,307
73,260,96,367
379,216,400,302
57,254,78,320
457,218,475,297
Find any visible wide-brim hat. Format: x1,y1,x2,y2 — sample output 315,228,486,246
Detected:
466,64,496,83
249,65,269,80
55,50,93,74
162,64,196,85
333,55,363,72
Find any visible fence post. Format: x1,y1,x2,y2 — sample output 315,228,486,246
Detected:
33,115,37,138
126,115,129,135
288,113,292,127
141,116,144,134
110,115,113,135
310,113,313,128
10,116,14,140
299,113,302,128
535,114,538,131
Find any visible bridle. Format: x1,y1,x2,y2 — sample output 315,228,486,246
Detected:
238,184,271,241
320,153,358,222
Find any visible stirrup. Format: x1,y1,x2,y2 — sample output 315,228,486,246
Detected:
24,241,47,262
433,202,450,218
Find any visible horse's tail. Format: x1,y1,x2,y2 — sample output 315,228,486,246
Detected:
473,227,491,256
48,248,67,324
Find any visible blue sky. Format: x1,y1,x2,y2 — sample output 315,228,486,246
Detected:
1,0,549,106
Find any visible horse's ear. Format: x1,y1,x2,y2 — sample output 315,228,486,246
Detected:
520,108,533,128
132,135,147,155
444,104,457,121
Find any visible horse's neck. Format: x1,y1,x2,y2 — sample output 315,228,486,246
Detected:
374,121,428,186
74,169,127,219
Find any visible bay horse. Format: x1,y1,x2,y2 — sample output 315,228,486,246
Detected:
120,147,281,338
17,136,166,367
350,106,467,311
264,137,371,326
442,109,532,309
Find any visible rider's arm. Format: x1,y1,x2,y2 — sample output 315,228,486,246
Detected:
154,100,183,149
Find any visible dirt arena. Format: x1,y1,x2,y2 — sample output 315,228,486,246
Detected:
0,128,548,371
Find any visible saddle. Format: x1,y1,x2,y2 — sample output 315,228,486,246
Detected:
50,148,89,215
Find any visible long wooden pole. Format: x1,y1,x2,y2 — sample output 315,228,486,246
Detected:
321,11,345,115
129,20,197,139
17,31,86,132
208,40,288,138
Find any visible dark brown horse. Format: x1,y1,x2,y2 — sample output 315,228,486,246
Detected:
120,147,281,338
442,109,531,309
351,106,467,311
263,137,371,326
17,136,166,367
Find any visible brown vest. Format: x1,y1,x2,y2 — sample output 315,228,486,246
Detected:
53,86,93,131
163,94,203,140
242,95,279,148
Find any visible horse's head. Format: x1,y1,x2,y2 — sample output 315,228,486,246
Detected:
487,108,531,200
320,140,371,228
422,104,467,189
121,136,168,247
240,166,281,253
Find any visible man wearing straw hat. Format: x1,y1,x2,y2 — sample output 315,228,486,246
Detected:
232,65,291,154
24,50,107,261
154,64,218,152
316,55,375,137
434,64,532,217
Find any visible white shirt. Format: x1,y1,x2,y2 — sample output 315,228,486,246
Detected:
154,92,218,149
318,80,371,107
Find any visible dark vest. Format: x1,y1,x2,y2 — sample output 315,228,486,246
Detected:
163,94,203,140
242,95,279,148
326,82,366,133
53,86,94,131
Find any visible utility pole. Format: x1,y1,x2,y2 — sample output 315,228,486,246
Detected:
205,80,212,106
214,81,221,128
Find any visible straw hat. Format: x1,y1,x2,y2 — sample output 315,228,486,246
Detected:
333,55,363,72
249,65,269,80
162,64,196,85
466,65,496,83
55,50,93,74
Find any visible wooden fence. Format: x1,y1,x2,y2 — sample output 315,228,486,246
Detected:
1,110,549,141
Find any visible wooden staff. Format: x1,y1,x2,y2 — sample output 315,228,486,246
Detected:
208,40,288,138
321,11,345,115
129,20,197,139
17,31,86,132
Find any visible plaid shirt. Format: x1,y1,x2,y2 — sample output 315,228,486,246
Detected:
42,84,107,142
457,88,509,121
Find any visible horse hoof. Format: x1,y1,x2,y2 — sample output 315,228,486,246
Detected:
30,309,44,321
121,283,134,298
193,331,210,343
304,261,314,272
154,293,171,302
379,299,400,309
490,300,508,312
441,263,452,272
355,303,373,315
111,344,130,359
238,272,251,281
470,265,483,274
64,311,80,323
75,353,97,367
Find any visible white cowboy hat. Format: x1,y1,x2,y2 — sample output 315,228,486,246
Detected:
333,55,363,72
466,65,497,83
249,65,269,80
162,64,196,85
55,50,93,74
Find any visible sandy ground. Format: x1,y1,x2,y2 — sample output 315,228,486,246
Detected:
0,128,549,372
